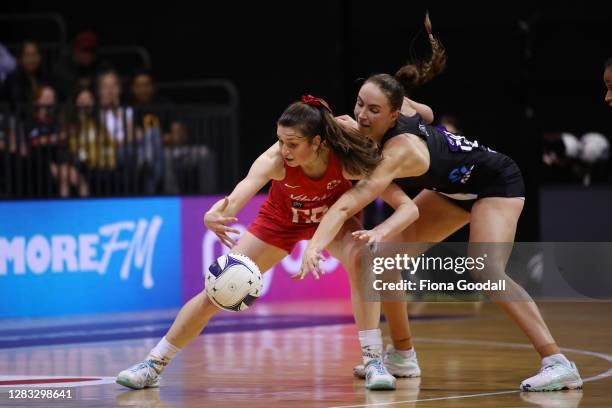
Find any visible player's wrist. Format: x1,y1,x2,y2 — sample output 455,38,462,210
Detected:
374,226,389,240
307,243,323,254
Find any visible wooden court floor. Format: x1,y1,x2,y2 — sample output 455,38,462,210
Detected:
0,301,610,407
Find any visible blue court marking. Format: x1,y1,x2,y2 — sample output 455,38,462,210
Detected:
0,314,469,349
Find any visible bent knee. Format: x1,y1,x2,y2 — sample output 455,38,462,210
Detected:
197,291,223,315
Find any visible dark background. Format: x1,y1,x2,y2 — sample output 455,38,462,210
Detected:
4,1,612,240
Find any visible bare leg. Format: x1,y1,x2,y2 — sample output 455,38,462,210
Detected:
116,231,291,389
468,197,558,357
166,231,288,348
327,216,380,331
330,217,399,387
385,190,470,349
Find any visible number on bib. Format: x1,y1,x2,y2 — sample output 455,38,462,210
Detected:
291,205,329,223
439,127,480,152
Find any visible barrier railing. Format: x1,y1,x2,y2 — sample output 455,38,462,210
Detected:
157,80,240,189
0,13,67,73
0,95,239,198
97,45,153,71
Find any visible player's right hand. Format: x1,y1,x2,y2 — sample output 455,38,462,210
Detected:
335,115,359,132
203,197,240,248
293,246,326,280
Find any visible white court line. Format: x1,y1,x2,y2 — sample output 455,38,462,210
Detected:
328,337,612,408
331,390,520,408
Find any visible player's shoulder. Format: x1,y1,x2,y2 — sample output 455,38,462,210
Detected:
381,134,415,159
380,133,428,175
261,143,285,180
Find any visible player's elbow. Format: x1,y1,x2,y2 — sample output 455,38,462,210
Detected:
405,200,419,219
411,204,420,222
336,204,355,221
423,108,434,124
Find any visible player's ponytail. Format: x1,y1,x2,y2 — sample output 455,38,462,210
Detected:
278,96,381,176
395,12,447,93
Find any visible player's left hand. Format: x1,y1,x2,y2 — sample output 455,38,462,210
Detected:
352,228,386,253
293,247,326,280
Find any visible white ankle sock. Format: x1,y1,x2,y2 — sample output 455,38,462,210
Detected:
150,337,181,361
358,329,383,364
395,347,415,358
542,353,571,368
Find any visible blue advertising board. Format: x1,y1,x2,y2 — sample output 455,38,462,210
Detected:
0,198,181,318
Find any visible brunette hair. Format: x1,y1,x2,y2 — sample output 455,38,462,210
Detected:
395,12,446,93
278,96,382,175
364,12,446,112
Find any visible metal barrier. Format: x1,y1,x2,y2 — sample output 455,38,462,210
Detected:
0,95,239,198
97,45,153,71
157,80,240,190
0,13,67,44
0,13,67,74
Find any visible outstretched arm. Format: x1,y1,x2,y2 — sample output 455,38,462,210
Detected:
204,143,283,247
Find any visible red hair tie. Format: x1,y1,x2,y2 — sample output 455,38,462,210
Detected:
301,94,333,113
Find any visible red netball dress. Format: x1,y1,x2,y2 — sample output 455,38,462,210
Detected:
248,150,353,252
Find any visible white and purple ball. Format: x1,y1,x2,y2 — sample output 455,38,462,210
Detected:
205,253,263,312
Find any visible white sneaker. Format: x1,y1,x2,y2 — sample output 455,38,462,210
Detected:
364,359,396,390
116,357,167,390
520,362,583,392
354,345,421,379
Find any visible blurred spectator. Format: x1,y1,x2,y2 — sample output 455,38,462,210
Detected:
2,41,51,111
0,42,17,83
604,56,612,108
24,85,63,196
163,126,215,194
98,70,133,144
54,31,112,101
129,69,183,143
68,88,115,169
28,85,88,197
27,86,59,145
129,69,167,194
66,88,121,196
438,114,462,134
130,69,156,106
98,70,134,193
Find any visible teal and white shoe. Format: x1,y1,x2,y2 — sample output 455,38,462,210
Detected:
354,345,421,379
364,359,396,390
520,362,583,392
383,345,421,378
116,357,167,390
